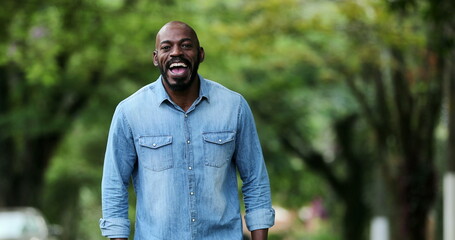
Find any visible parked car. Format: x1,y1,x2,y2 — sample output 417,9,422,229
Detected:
0,207,49,240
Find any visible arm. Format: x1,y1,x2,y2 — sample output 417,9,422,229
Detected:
251,229,269,240
235,97,275,232
99,105,137,238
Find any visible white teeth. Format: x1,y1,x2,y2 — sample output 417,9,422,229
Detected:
170,62,187,68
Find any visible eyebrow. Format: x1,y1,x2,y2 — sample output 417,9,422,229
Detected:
160,38,193,45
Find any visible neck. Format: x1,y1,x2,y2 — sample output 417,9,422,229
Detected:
163,77,200,112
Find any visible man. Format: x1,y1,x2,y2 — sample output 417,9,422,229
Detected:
99,21,275,240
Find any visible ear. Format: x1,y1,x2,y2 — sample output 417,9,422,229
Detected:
153,50,158,66
199,47,205,63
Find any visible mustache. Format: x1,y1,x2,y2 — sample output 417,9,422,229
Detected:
166,57,192,69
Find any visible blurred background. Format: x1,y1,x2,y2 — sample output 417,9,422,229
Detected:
0,0,454,239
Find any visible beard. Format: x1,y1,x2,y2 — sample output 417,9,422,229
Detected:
159,54,201,92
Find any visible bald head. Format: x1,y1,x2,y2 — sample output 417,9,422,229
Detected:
155,21,200,50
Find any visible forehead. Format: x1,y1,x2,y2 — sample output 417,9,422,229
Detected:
156,24,198,46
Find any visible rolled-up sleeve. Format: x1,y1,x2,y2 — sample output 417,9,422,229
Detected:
99,218,131,238
235,97,275,231
245,208,276,231
100,104,137,238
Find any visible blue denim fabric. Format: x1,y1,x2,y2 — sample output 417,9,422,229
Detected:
100,75,275,239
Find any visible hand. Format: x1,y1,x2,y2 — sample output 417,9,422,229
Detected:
251,228,268,240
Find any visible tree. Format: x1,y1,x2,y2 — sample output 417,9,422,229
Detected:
0,0,170,207
335,0,454,239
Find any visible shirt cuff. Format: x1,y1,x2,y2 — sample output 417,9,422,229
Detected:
245,208,275,231
99,218,130,238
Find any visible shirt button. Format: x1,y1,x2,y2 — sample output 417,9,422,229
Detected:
190,192,194,195
152,143,156,147
185,114,188,118
188,166,192,170
187,140,190,144
218,139,222,142
192,218,196,222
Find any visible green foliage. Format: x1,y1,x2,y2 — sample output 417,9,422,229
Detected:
1,0,449,239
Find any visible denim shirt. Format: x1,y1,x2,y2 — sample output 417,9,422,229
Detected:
99,75,275,239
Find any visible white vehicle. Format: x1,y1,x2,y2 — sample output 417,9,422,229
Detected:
0,207,49,240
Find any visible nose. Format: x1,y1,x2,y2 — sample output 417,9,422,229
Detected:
170,46,183,57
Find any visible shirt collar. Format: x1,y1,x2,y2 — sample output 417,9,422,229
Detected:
155,74,210,107
199,75,210,103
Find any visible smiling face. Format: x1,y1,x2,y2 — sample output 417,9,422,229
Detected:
153,21,205,92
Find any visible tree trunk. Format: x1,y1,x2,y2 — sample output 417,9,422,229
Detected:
395,161,435,240
0,134,61,207
278,114,370,240
444,22,455,240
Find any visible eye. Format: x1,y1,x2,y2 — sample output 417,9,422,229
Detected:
182,43,193,49
161,45,171,51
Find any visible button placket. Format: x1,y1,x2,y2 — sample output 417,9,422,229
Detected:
183,111,197,232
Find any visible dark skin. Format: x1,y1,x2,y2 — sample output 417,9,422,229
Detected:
153,21,203,111
110,21,269,240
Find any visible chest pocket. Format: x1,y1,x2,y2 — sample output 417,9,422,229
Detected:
139,136,173,171
202,131,236,168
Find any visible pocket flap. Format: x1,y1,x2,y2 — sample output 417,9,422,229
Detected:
203,131,236,145
139,136,173,149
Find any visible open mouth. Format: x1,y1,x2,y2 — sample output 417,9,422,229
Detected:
169,62,189,75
